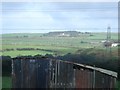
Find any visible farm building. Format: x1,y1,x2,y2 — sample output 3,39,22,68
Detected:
111,43,119,47
12,57,117,89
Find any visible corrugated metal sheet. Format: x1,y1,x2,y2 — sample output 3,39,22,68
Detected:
12,57,117,89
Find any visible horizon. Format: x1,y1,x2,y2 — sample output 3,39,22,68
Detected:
1,30,118,35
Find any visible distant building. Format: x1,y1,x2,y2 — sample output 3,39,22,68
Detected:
101,40,107,43
111,43,119,47
102,40,119,47
58,33,70,37
46,31,81,37
103,41,112,47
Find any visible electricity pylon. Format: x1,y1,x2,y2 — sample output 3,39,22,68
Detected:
104,26,112,59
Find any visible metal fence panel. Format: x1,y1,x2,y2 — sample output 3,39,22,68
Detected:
12,58,117,89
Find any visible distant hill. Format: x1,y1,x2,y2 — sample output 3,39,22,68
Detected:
44,31,82,37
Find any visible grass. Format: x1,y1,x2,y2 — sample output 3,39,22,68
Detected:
1,32,118,57
117,81,120,90
1,32,119,88
2,76,120,89
2,50,53,58
0,77,2,89
2,76,12,88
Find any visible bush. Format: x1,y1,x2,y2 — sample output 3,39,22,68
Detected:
2,56,12,76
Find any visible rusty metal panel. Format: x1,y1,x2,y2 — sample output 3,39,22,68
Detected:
12,59,22,88
34,58,50,88
89,71,94,88
29,59,37,88
55,61,75,88
12,57,117,89
94,71,116,89
75,69,91,88
107,76,117,89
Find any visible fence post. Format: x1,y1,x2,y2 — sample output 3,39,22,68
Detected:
21,59,23,88
93,65,96,88
11,59,14,88
73,69,76,88
55,60,57,89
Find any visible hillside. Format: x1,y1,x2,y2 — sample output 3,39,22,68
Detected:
44,31,83,37
1,32,118,57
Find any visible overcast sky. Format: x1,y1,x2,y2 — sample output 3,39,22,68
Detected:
1,2,118,33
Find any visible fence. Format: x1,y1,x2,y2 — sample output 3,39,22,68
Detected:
12,57,117,89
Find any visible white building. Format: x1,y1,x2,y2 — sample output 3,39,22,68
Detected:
111,43,119,47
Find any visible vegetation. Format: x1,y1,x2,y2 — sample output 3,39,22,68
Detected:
2,56,12,76
45,31,81,37
1,52,119,88
2,76,12,88
1,32,119,88
1,32,118,57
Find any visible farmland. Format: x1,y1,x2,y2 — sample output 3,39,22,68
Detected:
1,32,119,89
2,76,11,88
1,32,118,57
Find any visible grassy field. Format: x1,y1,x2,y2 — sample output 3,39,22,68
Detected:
117,81,120,90
2,76,12,89
1,32,118,57
1,32,119,89
2,77,120,89
0,77,1,89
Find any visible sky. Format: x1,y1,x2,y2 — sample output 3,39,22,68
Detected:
1,2,118,33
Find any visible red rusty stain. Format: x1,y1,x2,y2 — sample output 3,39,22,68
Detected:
12,57,117,88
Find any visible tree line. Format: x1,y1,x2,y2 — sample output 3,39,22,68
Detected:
1,51,119,80
1,48,57,53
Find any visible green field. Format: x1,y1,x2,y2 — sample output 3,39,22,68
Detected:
2,76,12,89
0,77,1,89
2,76,120,89
117,81,120,90
1,32,118,57
1,32,119,89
